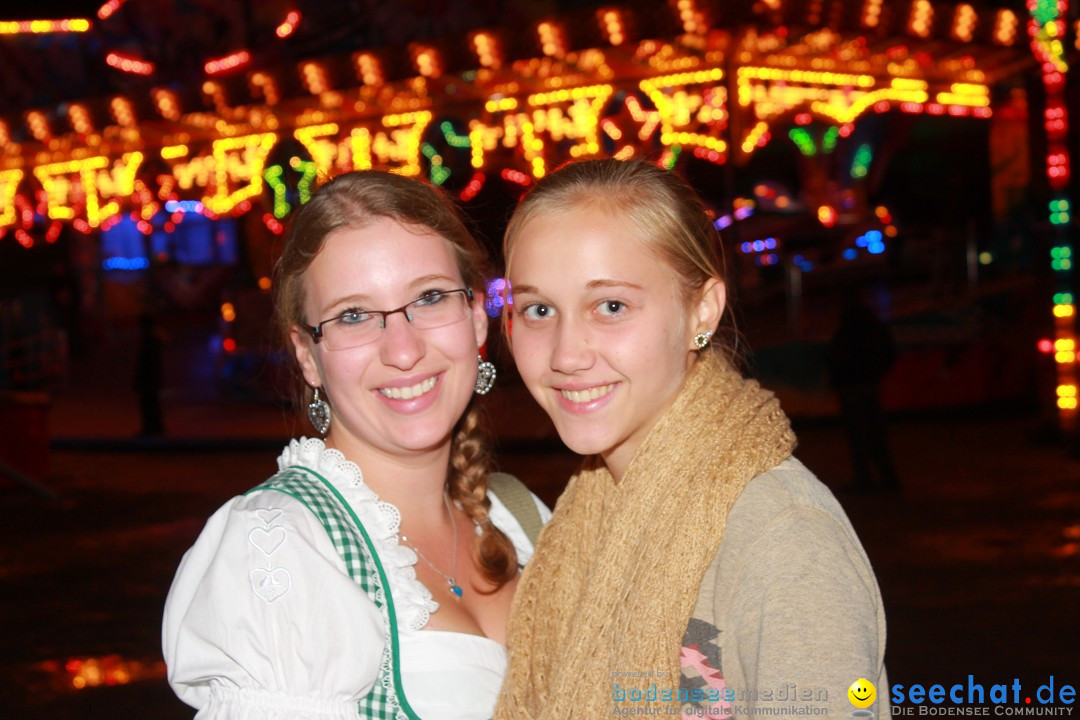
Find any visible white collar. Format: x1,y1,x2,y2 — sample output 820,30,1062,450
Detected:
277,437,440,631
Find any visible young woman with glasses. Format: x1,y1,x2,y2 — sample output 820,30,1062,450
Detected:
495,159,889,719
163,170,549,720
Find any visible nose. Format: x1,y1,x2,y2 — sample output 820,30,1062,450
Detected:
378,311,425,370
549,316,595,375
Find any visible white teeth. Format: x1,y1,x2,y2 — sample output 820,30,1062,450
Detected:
561,384,616,403
379,376,437,400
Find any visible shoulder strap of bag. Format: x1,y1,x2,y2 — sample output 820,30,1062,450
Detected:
249,467,419,720
487,471,543,547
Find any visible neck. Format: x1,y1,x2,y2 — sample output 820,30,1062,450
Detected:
325,433,452,526
601,449,630,484
371,465,450,528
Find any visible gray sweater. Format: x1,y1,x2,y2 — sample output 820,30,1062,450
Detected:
679,457,892,719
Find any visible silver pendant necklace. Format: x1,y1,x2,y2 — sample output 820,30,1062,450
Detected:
401,493,463,599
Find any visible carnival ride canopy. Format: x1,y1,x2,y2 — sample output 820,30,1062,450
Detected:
0,0,1049,236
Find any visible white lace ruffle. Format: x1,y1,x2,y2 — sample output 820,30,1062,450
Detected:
276,438,439,631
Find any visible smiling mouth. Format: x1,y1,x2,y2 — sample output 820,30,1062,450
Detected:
560,383,616,403
378,376,437,400
854,693,871,700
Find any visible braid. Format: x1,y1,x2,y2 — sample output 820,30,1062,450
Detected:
447,403,519,591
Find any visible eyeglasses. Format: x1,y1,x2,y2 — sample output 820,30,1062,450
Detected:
303,288,473,350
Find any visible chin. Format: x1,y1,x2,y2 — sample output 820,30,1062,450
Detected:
555,426,614,458
401,422,457,450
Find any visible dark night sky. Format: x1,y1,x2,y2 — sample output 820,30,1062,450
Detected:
2,0,105,20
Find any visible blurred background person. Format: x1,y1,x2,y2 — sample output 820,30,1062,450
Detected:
829,289,901,492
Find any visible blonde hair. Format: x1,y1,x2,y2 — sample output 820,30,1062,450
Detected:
274,170,517,590
504,158,736,359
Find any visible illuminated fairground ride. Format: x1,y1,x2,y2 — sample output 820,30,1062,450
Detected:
0,0,1075,427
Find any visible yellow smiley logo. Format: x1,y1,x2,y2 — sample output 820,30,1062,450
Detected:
848,678,877,709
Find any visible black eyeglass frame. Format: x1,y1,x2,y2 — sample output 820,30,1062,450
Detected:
303,288,475,345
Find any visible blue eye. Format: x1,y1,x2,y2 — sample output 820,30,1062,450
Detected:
597,300,626,316
414,290,448,307
521,303,554,321
339,309,373,325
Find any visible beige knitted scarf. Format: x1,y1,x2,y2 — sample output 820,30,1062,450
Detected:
495,351,797,719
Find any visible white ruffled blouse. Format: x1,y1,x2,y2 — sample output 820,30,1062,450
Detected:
162,438,551,720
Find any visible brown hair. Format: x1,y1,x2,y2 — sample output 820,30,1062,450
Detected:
503,158,736,360
273,170,517,590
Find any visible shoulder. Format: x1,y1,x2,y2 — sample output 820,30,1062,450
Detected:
181,477,359,568
736,457,845,516
724,457,861,556
164,483,366,625
179,487,340,571
714,457,882,608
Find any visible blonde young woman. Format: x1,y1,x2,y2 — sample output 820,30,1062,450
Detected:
495,159,889,719
163,171,549,720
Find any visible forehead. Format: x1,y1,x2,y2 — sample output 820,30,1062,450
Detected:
304,217,461,302
508,205,678,292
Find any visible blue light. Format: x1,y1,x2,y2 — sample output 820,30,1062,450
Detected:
752,240,765,252
867,242,885,255
855,235,868,248
714,215,733,230
740,242,753,253
865,229,883,243
101,215,148,266
792,254,813,271
842,248,858,261
764,237,777,249
485,278,507,318
102,256,151,271
165,200,205,213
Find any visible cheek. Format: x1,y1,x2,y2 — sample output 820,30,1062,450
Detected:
319,351,369,392
622,320,688,383
510,332,549,380
613,315,678,354
448,323,482,361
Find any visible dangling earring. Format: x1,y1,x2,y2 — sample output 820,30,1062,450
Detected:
307,386,331,435
475,354,496,395
693,331,713,350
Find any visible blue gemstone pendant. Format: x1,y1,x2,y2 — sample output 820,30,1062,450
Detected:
450,583,463,598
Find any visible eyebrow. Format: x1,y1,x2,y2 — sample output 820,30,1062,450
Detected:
586,278,644,291
408,273,460,289
510,283,540,295
321,274,461,315
321,294,371,317
510,279,645,296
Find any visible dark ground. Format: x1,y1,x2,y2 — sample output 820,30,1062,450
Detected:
1,365,1077,718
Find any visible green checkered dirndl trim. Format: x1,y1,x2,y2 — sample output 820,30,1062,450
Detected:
249,466,420,720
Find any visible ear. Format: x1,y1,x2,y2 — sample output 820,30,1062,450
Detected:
290,326,324,388
692,278,726,342
470,288,490,349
